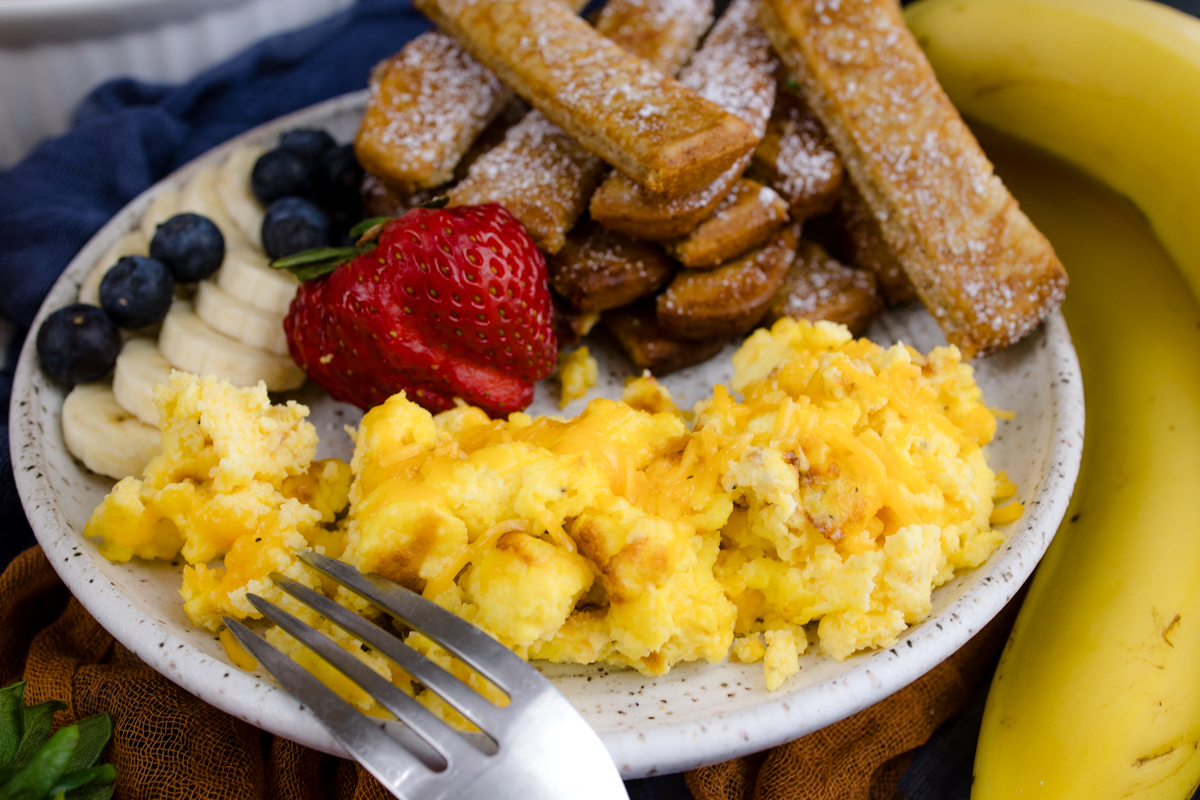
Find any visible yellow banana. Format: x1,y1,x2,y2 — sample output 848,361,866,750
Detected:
905,0,1200,797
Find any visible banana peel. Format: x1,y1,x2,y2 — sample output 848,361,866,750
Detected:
905,0,1200,796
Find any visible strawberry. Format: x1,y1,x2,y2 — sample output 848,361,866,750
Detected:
282,204,557,416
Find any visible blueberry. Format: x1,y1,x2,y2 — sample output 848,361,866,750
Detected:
251,148,314,205
151,213,225,282
36,304,121,384
262,197,331,259
280,128,336,164
316,144,365,216
99,256,175,329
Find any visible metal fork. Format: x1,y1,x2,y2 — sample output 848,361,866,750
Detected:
224,551,629,800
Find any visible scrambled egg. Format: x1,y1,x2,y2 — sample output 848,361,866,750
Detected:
555,346,599,408
84,373,351,630
85,319,1009,703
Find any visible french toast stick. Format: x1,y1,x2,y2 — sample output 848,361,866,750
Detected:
354,32,514,194
665,178,789,269
765,240,883,335
417,0,755,199
657,223,799,339
548,220,677,312
749,87,844,219
604,302,728,374
836,182,916,305
448,0,714,253
589,0,778,240
758,0,1067,357
552,292,601,347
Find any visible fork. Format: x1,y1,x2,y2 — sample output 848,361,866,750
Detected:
224,552,630,800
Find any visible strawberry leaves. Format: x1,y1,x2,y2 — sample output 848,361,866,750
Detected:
0,682,116,800
270,247,370,281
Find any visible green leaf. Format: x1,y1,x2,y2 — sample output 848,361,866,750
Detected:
270,246,374,282
0,683,25,768
14,701,67,769
1,725,77,800
270,247,363,269
418,196,449,209
62,716,110,773
785,75,802,91
348,216,391,240
47,764,116,796
66,784,113,800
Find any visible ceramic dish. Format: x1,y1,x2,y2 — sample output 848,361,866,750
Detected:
10,90,1084,779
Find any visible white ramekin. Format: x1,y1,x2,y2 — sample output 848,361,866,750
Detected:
0,0,354,168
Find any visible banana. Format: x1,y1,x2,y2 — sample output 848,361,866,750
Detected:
194,279,289,355
215,247,299,316
215,145,267,251
178,162,255,253
112,337,175,426
62,381,161,480
905,2,1200,797
158,300,305,391
140,187,181,242
79,230,149,306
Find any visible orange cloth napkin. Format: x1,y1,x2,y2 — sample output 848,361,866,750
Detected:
0,546,1016,800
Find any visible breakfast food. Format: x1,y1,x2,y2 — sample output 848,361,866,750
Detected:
61,381,160,480
160,301,306,392
836,184,917,305
906,2,1200,792
37,304,121,386
748,87,844,218
112,338,174,426
82,319,1011,700
84,373,348,597
283,204,556,416
414,0,757,198
602,302,728,373
446,0,715,254
354,32,513,195
588,0,778,239
657,223,799,339
764,240,882,335
547,220,676,313
758,0,1068,357
664,178,789,269
555,345,599,407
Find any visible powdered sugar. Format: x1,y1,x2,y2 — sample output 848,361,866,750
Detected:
359,31,509,187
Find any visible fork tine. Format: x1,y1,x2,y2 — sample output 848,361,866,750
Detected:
300,552,537,692
222,617,430,794
270,573,507,735
242,593,482,770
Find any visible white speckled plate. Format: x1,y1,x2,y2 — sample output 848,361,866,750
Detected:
11,91,1084,779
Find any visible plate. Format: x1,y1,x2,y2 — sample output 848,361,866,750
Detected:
10,90,1084,779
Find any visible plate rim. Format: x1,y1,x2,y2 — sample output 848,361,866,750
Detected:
9,90,1086,778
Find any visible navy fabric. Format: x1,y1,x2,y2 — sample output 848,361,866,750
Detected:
2,1,1198,798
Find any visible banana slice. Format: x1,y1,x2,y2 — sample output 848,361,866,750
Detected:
194,280,289,356
140,188,181,242
62,381,161,480
178,163,254,253
159,300,305,391
215,146,267,252
113,338,175,425
79,230,149,306
216,248,299,316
